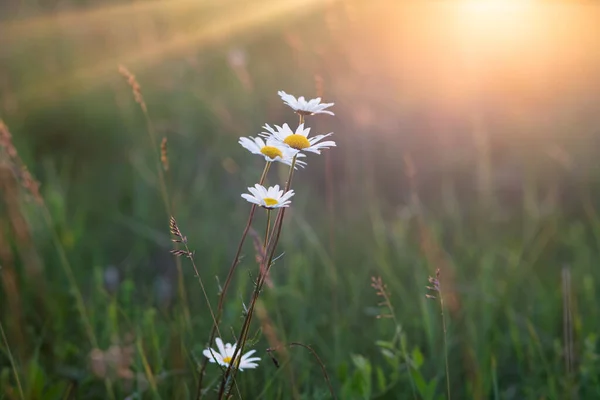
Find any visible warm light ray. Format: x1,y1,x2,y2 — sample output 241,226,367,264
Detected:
350,1,600,113
460,0,535,14
1,0,209,38
10,0,328,105
456,0,538,39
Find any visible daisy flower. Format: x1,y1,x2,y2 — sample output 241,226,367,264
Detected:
238,136,306,168
203,338,260,371
278,91,335,116
241,184,295,209
261,123,335,154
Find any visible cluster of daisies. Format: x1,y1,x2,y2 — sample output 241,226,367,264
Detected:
239,91,335,209
203,90,336,371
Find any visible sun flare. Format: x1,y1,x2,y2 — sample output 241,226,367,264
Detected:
460,0,535,14
456,0,538,39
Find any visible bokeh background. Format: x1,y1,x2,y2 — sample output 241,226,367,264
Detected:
2,0,600,398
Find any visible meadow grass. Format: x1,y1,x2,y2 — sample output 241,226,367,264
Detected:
2,96,599,398
2,1,600,399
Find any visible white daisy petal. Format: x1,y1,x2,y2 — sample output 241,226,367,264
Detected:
278,91,335,116
280,190,295,203
239,135,298,165
203,349,218,363
256,184,268,198
307,132,334,143
247,187,260,199
202,337,260,372
225,343,236,358
308,141,336,151
260,123,336,156
242,350,257,358
242,184,295,209
241,194,260,206
215,338,226,356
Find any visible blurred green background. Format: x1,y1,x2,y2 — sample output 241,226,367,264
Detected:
2,0,600,398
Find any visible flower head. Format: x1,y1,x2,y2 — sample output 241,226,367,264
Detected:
238,136,306,168
261,123,335,155
241,184,295,209
202,338,260,371
278,91,334,116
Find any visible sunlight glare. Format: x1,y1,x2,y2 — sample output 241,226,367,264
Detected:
457,0,538,42
4,0,326,104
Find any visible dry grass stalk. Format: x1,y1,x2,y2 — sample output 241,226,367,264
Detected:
0,212,26,360
406,157,459,313
160,137,169,171
0,141,46,361
118,65,192,333
426,269,452,400
0,123,17,160
0,120,43,204
168,216,224,398
371,276,394,319
118,65,147,113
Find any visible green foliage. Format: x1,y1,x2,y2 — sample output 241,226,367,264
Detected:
2,1,600,399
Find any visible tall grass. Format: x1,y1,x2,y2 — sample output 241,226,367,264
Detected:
2,118,600,397
2,1,600,399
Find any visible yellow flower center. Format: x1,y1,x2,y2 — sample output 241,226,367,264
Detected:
283,134,310,150
263,198,279,207
222,356,241,367
260,146,283,159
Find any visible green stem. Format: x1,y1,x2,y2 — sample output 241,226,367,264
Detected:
196,161,271,399
264,209,271,251
440,291,451,400
139,106,193,332
218,156,297,399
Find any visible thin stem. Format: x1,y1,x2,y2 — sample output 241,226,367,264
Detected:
137,339,159,395
0,320,24,400
219,157,297,399
138,102,194,332
140,92,171,215
264,209,271,251
185,252,227,382
289,342,336,399
374,280,417,400
196,162,270,399
439,288,451,400
174,221,223,341
259,161,272,185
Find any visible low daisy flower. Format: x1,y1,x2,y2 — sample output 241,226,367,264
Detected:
241,184,294,209
261,123,335,154
238,136,306,168
278,91,334,116
203,338,260,371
